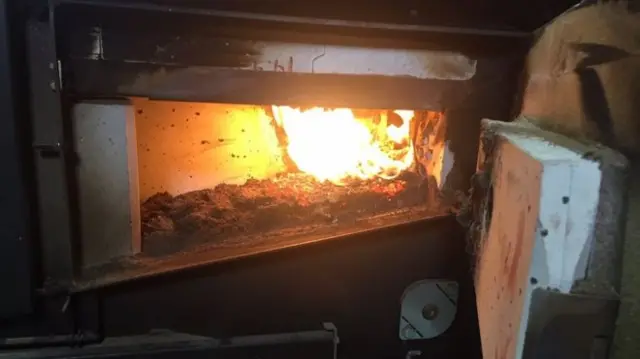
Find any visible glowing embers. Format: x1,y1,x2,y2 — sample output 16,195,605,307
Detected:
272,106,414,184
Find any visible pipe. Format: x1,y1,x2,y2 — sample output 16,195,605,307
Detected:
0,331,100,350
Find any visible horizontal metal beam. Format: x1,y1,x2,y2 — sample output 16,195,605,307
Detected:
0,325,338,359
64,59,468,109
74,27,478,81
55,0,531,38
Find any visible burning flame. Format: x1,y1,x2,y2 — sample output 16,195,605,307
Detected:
272,106,414,184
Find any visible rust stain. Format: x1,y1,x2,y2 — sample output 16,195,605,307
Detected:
502,239,511,275
274,57,294,73
506,211,526,298
274,59,285,72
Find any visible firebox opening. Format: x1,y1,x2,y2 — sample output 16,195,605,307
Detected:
72,97,454,278
135,99,449,257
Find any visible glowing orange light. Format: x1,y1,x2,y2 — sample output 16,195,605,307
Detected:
272,106,414,184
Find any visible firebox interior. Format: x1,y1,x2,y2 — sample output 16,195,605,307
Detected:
73,98,451,285
136,99,448,256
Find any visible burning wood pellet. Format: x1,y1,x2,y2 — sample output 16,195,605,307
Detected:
141,172,430,254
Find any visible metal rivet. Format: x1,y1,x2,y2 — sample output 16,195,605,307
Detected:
540,229,549,237
530,277,538,285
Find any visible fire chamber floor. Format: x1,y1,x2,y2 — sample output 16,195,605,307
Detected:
74,202,451,293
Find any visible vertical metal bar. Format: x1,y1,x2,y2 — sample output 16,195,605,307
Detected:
27,12,76,283
0,0,34,317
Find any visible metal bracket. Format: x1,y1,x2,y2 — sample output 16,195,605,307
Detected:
399,280,459,340
322,322,339,359
28,16,76,282
32,143,63,158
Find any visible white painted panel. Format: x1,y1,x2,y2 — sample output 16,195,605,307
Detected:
537,163,572,290
246,42,476,80
73,101,141,267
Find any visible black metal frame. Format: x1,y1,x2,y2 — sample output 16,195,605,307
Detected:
28,13,78,288
0,0,35,319
54,0,531,107
1,324,339,359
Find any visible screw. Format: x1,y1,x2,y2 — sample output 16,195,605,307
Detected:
422,304,439,320
61,295,70,312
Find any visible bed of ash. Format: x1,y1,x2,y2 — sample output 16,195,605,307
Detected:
140,171,432,255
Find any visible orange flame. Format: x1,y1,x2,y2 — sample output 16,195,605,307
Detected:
272,106,414,184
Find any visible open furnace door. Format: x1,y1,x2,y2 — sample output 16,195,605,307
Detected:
470,119,627,359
